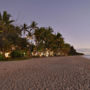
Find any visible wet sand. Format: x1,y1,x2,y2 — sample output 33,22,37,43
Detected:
0,56,90,90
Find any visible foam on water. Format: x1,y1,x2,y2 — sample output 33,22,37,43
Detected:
82,55,90,59
77,48,90,59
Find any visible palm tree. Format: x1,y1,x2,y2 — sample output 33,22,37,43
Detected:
0,11,14,34
47,26,53,33
56,33,64,49
30,21,38,31
61,43,71,55
34,27,54,53
56,32,62,39
29,21,39,46
21,23,29,35
0,11,14,25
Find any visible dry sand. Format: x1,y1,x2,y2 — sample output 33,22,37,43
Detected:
0,56,90,90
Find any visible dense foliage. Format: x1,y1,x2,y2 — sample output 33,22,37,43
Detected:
0,11,83,59
0,54,5,60
10,50,25,58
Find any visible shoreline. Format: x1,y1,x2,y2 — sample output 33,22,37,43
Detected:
82,55,90,59
0,55,85,62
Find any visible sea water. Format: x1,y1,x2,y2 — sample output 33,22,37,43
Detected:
77,48,90,59
83,55,90,59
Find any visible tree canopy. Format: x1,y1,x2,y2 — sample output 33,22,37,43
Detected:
0,11,83,59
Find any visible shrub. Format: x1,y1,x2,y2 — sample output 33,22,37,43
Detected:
10,50,25,58
0,54,4,60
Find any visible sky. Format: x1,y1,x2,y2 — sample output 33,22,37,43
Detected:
0,0,90,49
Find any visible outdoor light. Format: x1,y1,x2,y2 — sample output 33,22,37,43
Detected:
5,52,10,58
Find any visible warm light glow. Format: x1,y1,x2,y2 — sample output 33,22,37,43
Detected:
5,52,10,58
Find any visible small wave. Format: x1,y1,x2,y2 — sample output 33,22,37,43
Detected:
82,55,90,59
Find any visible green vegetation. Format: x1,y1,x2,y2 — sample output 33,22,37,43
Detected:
10,50,25,58
0,54,5,60
0,11,83,60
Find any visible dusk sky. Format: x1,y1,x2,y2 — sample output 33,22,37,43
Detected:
0,0,90,49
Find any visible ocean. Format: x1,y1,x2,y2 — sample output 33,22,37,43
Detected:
83,55,90,59
77,48,90,59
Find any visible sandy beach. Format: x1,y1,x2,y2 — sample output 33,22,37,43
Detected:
0,56,90,90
